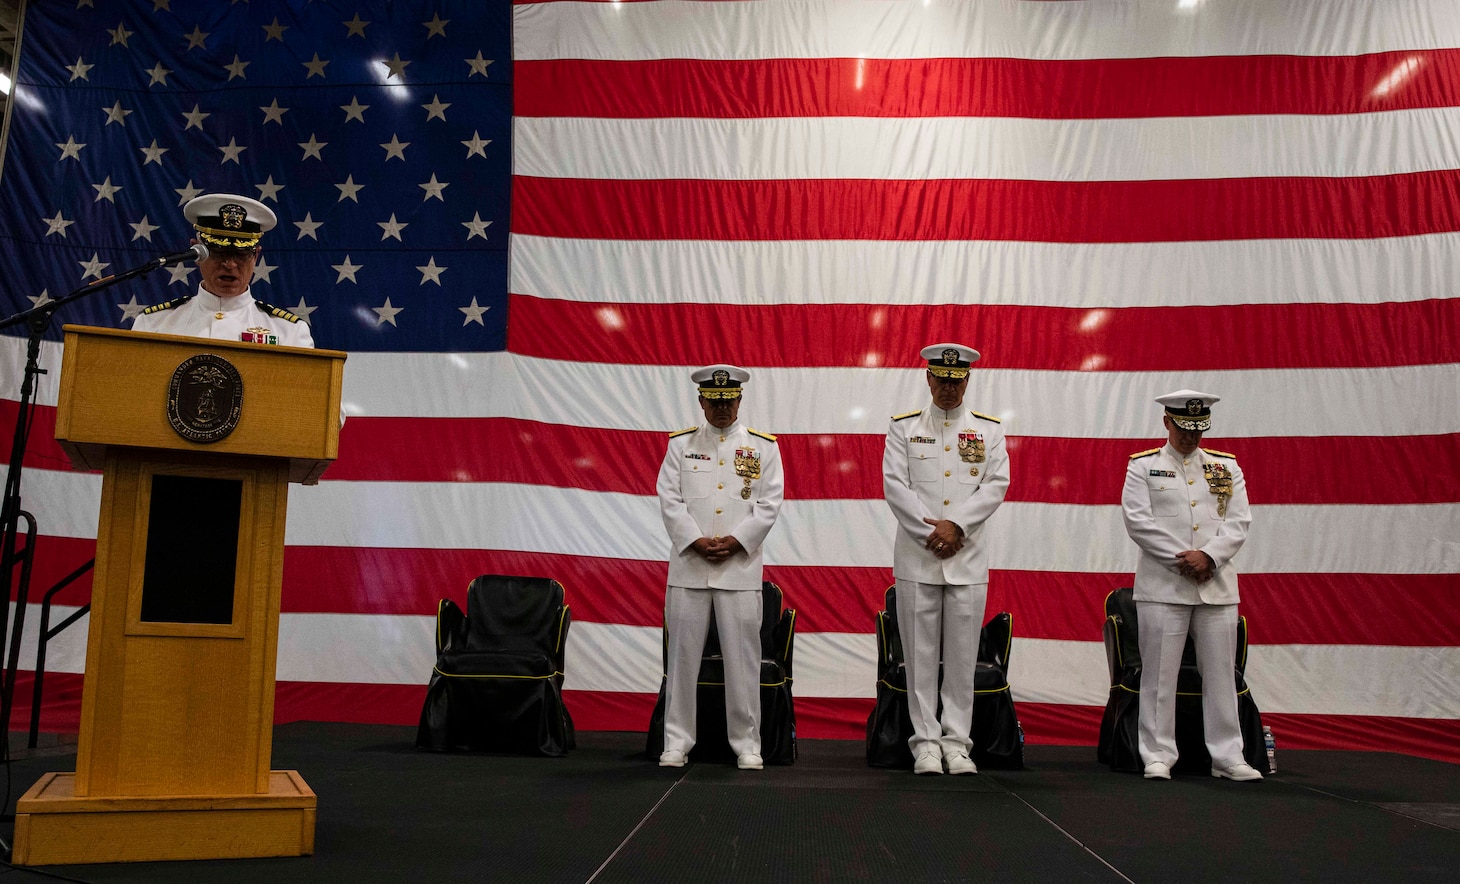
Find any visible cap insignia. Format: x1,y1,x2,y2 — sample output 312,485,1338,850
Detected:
712,369,729,387
219,203,247,230
942,348,959,365
1186,398,1204,414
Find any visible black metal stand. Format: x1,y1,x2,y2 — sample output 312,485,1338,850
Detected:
0,258,170,750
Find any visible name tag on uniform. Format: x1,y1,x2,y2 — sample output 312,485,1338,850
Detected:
1149,469,1176,477
909,436,936,445
684,453,711,461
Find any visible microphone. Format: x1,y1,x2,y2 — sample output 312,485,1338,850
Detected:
154,243,209,268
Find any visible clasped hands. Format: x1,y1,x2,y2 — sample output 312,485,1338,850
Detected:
691,536,745,564
1176,549,1215,583
923,518,964,560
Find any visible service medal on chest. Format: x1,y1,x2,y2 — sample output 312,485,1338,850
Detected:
734,448,761,479
1203,462,1233,517
958,432,986,463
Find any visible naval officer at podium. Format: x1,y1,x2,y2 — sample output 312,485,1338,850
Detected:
133,193,313,348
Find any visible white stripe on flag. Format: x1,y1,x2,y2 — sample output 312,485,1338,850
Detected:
23,469,1460,576
516,109,1460,182
515,0,1460,61
512,233,1460,309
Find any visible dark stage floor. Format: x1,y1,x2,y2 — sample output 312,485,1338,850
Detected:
1,724,1457,883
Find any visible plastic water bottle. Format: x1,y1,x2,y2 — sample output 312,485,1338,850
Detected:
1263,726,1276,774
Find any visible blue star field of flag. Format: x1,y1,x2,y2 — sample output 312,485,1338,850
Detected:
0,0,509,352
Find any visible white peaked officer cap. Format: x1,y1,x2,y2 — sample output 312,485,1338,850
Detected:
692,364,751,399
1156,389,1222,432
184,193,278,250
920,343,981,379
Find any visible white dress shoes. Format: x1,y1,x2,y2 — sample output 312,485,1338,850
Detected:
913,750,944,775
659,749,687,768
945,751,977,775
1212,762,1264,782
1143,761,1171,780
737,753,764,770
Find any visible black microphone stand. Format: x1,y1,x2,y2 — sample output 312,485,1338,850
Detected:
0,256,172,802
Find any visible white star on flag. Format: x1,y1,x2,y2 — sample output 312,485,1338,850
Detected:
333,256,363,283
459,297,490,326
417,258,447,285
373,298,403,326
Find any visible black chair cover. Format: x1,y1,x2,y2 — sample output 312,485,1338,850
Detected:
866,585,1024,769
1097,587,1269,773
645,581,798,764
416,575,576,756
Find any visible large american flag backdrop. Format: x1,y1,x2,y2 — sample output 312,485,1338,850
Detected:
3,0,1458,761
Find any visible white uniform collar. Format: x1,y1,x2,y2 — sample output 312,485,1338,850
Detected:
929,403,964,420
706,419,741,436
193,285,254,314
1162,442,1203,462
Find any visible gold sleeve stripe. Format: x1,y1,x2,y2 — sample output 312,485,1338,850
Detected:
668,426,698,438
892,410,921,421
969,409,1002,423
748,428,777,442
1129,448,1161,460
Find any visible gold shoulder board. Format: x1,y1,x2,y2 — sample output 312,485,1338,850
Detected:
892,410,922,422
1204,448,1237,459
1129,448,1161,460
748,428,777,442
141,297,188,315
256,300,301,323
668,426,698,438
969,409,1002,423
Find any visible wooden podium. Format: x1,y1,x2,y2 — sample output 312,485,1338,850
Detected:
12,326,345,866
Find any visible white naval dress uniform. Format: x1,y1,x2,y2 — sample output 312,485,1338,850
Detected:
882,406,1010,757
656,420,784,757
1121,443,1252,769
133,286,314,348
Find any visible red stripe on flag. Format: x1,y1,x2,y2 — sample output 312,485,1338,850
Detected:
26,537,1458,644
20,675,1460,765
512,172,1460,242
328,418,1460,507
516,52,1460,119
506,294,1460,371
12,405,1453,505
275,544,1460,645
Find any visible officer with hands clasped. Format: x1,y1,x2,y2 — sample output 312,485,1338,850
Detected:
883,344,1011,775
656,365,785,771
1122,390,1262,783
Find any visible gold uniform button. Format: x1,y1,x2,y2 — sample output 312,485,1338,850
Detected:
215,312,225,319
717,483,724,490
943,499,950,506
944,421,950,427
944,445,951,452
970,467,978,476
1191,501,1197,507
719,460,725,465
1183,459,1190,465
944,470,951,477
715,508,722,514
1189,480,1195,485
1193,525,1200,531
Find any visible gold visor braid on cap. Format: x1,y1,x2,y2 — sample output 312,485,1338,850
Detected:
927,365,970,379
698,388,743,399
193,225,262,250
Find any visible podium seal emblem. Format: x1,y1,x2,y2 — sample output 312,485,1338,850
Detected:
167,354,243,443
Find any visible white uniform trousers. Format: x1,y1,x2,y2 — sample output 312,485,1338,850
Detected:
896,579,987,757
663,585,763,757
1136,601,1246,768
